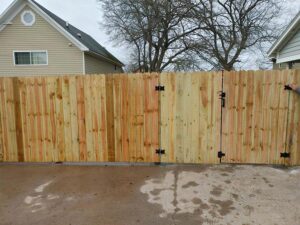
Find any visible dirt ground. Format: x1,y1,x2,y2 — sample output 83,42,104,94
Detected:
0,164,300,225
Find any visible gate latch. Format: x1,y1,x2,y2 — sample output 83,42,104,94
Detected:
280,152,290,158
219,91,226,108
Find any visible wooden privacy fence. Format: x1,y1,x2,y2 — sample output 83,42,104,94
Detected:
0,74,159,163
0,70,300,165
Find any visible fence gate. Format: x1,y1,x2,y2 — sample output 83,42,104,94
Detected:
160,72,222,164
221,70,293,165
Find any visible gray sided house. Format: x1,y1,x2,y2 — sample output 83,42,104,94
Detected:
0,0,123,76
268,12,300,70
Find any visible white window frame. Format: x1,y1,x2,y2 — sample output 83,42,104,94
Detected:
21,10,36,26
13,50,48,66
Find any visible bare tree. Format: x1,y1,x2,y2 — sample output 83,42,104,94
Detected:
190,0,282,71
98,0,203,72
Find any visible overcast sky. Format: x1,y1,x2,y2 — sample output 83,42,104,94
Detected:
1,0,300,69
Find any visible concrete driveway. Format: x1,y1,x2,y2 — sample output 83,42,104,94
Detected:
0,164,300,225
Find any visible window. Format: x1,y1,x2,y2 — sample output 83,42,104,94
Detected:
21,11,35,26
14,51,48,65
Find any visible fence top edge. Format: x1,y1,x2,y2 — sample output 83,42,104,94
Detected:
1,69,300,79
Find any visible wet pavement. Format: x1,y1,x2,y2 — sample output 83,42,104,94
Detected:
0,164,300,225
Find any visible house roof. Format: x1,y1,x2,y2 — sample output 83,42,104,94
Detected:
0,0,123,66
268,11,300,58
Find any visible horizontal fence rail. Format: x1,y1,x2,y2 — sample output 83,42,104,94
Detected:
0,70,299,165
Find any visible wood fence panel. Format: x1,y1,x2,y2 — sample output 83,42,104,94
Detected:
105,75,116,162
160,72,222,164
109,73,159,163
0,79,4,162
222,70,291,164
0,75,108,162
19,77,60,162
0,78,18,162
286,70,300,166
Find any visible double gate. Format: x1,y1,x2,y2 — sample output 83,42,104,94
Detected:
0,70,299,165
160,70,300,166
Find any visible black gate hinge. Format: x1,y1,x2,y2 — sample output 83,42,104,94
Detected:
156,149,165,155
219,91,226,108
280,152,290,158
155,85,165,91
218,151,225,163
